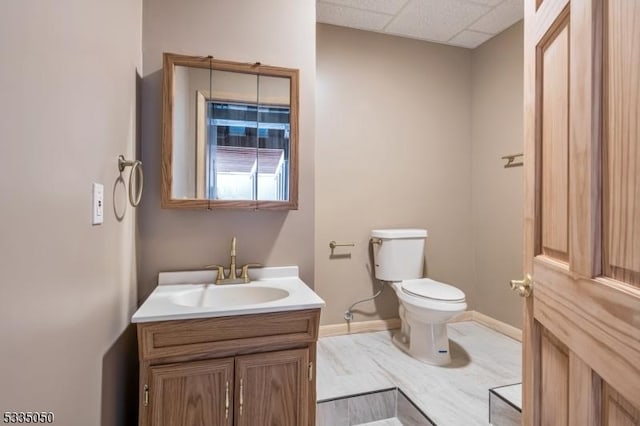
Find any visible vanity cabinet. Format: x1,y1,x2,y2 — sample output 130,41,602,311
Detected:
235,349,309,426
149,358,234,426
136,309,320,426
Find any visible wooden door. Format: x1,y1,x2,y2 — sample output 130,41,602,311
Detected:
523,0,640,425
234,348,309,426
149,358,234,426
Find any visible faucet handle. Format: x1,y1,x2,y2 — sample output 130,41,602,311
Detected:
205,264,226,283
240,263,262,282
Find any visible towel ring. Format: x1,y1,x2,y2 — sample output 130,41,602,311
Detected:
118,155,143,207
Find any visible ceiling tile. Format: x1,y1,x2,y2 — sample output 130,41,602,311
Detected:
469,0,523,34
448,30,494,48
319,0,409,15
385,0,491,42
317,2,393,31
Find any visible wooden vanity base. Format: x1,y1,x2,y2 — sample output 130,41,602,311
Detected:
137,309,320,426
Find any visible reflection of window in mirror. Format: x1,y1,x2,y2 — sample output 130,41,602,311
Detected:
205,102,290,201
196,99,291,201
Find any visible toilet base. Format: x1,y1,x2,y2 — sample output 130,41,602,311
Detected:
392,322,452,365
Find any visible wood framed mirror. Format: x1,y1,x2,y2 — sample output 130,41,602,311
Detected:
161,52,299,210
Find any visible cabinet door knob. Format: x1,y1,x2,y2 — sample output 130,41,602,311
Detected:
239,378,244,416
143,384,149,407
224,381,229,420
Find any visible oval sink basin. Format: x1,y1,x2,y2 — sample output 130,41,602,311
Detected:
170,285,290,309
131,267,327,323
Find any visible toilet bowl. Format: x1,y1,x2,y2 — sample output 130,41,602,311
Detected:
371,228,467,365
391,279,466,365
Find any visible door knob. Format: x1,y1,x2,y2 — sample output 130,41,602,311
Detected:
510,274,533,297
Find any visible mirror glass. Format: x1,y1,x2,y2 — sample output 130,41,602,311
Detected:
163,54,297,209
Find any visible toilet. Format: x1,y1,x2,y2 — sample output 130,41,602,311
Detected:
371,228,466,365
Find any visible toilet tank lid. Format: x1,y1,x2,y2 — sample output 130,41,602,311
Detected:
371,229,428,239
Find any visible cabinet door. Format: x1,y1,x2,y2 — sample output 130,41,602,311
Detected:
235,348,309,426
149,358,234,426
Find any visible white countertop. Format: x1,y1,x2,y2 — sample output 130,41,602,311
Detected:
132,266,325,323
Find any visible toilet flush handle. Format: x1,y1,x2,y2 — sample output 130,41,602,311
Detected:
510,274,533,298
370,237,383,246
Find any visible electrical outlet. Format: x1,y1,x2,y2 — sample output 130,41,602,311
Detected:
92,183,104,225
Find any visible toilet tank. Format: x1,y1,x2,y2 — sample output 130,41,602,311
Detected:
371,229,428,281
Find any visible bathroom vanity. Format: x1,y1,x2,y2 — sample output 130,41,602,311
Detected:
132,267,324,426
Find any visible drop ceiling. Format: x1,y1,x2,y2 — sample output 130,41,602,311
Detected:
316,0,524,49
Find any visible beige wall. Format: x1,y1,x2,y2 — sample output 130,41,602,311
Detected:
470,21,524,328
138,0,317,301
315,24,475,325
0,0,141,424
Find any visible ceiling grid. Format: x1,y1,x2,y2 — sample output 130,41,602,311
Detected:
317,0,523,48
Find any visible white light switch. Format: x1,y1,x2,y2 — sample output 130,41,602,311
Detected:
92,183,104,225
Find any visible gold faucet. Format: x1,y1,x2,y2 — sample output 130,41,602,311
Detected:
206,237,262,284
229,237,238,280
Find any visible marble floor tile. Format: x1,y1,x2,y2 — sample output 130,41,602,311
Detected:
491,383,521,409
397,390,434,426
354,418,404,426
317,321,522,426
489,391,521,426
317,388,433,426
317,371,395,402
317,398,348,426
348,389,396,425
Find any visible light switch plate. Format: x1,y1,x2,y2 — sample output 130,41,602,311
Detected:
92,183,104,225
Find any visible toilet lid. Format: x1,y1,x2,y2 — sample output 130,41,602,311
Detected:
401,278,466,302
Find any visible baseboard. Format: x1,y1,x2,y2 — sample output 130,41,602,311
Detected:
449,310,475,323
319,311,473,338
471,311,522,342
319,318,401,338
319,310,522,342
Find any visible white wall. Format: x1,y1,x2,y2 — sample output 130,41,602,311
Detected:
0,0,142,424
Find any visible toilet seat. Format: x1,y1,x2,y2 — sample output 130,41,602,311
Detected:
400,278,465,303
